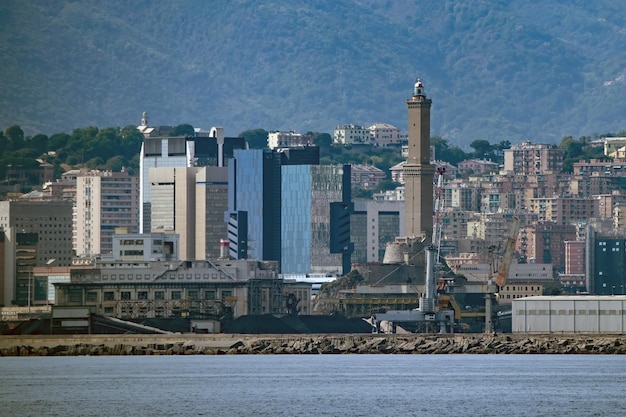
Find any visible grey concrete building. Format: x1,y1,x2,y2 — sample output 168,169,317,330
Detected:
0,200,73,307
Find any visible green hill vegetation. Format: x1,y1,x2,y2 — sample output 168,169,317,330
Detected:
0,122,611,199
0,1,624,147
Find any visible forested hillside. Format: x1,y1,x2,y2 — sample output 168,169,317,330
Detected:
0,0,624,147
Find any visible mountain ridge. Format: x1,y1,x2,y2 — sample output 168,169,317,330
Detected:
1,0,624,147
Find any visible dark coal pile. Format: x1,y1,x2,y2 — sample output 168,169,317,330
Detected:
224,315,371,334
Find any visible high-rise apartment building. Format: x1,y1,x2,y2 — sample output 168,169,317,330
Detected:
503,141,563,175
0,200,73,306
75,170,139,257
523,221,576,272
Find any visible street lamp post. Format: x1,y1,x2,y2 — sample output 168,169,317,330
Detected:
27,268,31,312
45,258,56,305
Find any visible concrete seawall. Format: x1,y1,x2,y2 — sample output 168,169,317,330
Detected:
2,333,626,355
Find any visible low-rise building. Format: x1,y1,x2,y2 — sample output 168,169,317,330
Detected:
351,165,386,190
457,159,499,176
267,131,313,149
513,295,626,333
369,123,401,147
333,125,371,146
55,258,311,319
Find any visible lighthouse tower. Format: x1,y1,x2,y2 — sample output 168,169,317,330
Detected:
403,79,434,242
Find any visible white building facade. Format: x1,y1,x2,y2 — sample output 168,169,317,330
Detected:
333,125,371,146
75,170,139,257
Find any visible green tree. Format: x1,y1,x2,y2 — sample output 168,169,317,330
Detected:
105,155,129,171
29,134,48,155
120,125,144,159
89,127,121,160
48,133,70,150
0,131,8,155
446,147,469,166
10,148,38,159
5,125,25,150
311,132,332,147
67,126,98,157
378,179,400,191
85,156,104,169
431,136,450,160
239,128,268,149
470,139,492,159
495,140,511,151
172,124,195,136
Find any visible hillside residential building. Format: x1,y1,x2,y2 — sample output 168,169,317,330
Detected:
503,140,563,175
529,196,597,224
602,137,626,158
522,222,576,272
573,158,626,177
333,125,371,145
457,159,499,176
351,164,386,190
369,123,401,147
595,190,626,218
267,131,313,149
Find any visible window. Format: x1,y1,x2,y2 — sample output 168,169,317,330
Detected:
104,307,114,314
221,290,232,301
171,291,182,300
138,291,148,300
104,291,115,301
205,290,216,300
188,290,198,300
155,291,164,300
86,292,97,302
121,291,131,300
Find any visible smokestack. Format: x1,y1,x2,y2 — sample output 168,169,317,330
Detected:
219,239,230,259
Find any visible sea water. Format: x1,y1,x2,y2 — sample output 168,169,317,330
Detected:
0,354,624,417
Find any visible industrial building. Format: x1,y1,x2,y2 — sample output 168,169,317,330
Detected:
512,295,626,333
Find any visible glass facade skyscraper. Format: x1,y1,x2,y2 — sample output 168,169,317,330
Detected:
227,149,281,264
227,148,351,275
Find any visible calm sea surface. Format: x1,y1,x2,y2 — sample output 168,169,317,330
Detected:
0,354,624,417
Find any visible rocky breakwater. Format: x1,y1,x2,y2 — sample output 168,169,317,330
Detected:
233,334,626,355
3,334,626,356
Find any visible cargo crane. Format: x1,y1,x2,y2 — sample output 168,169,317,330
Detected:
433,167,446,266
372,167,455,333
485,215,520,333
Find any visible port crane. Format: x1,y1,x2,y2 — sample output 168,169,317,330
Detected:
485,215,520,332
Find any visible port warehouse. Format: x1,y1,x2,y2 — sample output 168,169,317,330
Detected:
513,295,626,333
